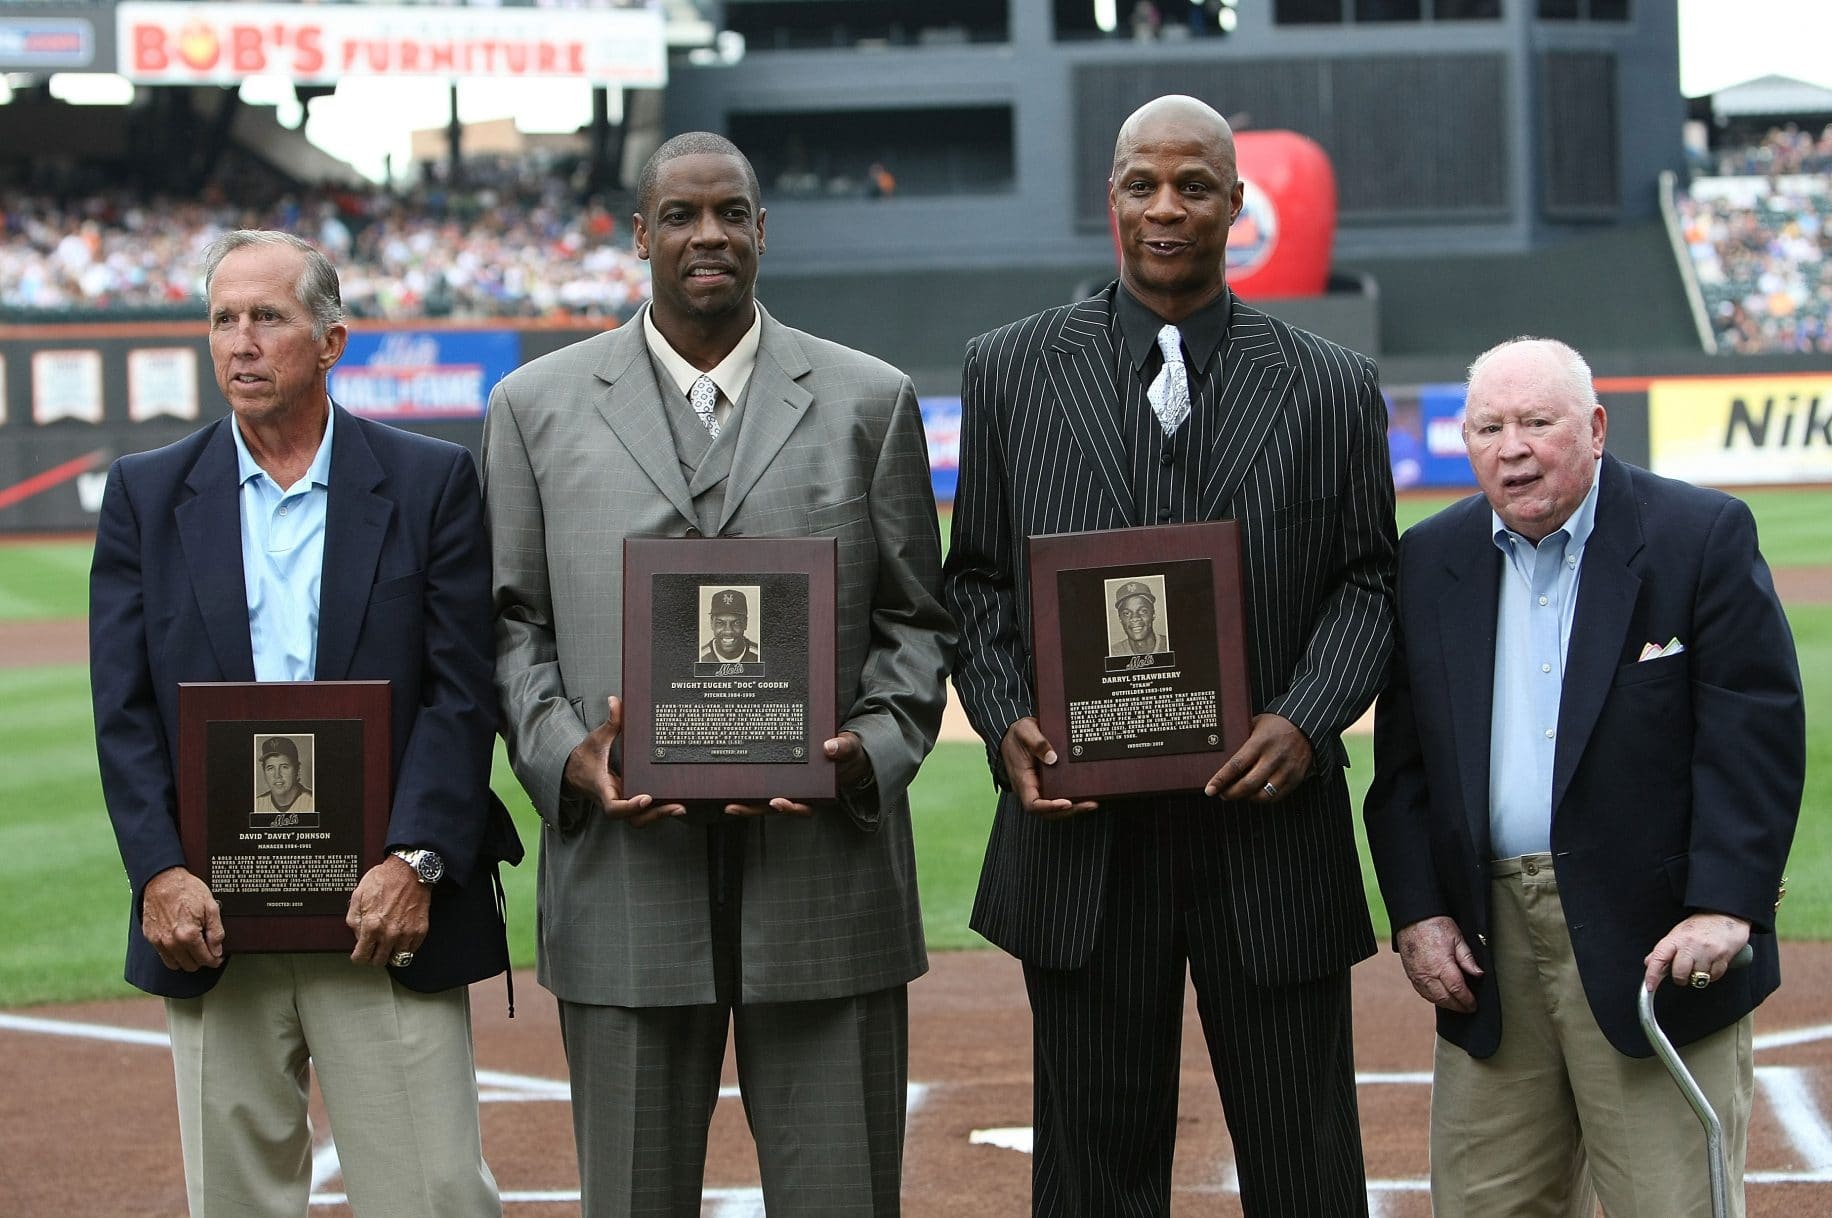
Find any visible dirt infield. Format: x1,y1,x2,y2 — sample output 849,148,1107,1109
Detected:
6,946,1832,1217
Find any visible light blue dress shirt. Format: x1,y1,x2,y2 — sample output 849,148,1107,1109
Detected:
231,409,334,683
1487,460,1603,859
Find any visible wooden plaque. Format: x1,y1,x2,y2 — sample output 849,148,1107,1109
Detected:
1028,521,1252,799
177,681,391,951
621,537,838,803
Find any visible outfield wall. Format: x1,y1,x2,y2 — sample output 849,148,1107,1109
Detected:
2,321,1829,533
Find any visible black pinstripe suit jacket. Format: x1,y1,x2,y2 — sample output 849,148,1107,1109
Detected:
943,285,1396,984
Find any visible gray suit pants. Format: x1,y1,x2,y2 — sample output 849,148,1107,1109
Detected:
559,824,908,1216
558,985,908,1217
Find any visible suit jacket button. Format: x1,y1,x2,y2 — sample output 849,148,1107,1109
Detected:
685,527,701,538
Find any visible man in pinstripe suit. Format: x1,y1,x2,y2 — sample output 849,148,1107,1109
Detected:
943,95,1397,1216
484,133,954,1215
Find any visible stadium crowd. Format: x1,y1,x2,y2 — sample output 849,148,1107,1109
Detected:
1711,121,1832,178
1678,122,1832,354
0,161,652,321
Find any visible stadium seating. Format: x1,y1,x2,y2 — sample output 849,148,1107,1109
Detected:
0,155,651,322
1675,123,1832,354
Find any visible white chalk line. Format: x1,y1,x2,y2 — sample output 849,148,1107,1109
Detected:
0,1011,170,1046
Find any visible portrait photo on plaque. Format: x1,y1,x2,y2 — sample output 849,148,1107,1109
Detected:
1104,575,1174,670
1058,559,1219,764
652,571,807,764
696,584,764,675
251,733,318,828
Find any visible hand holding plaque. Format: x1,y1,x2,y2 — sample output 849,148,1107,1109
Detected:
141,866,226,971
999,715,1102,820
722,728,869,818
1201,710,1314,805
563,695,687,826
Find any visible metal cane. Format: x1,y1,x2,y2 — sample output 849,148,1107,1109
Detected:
1635,942,1754,1218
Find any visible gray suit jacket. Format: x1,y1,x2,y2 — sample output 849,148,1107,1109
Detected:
484,303,954,1007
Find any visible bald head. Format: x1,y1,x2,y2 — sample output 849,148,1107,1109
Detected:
1111,95,1235,176
1107,93,1242,321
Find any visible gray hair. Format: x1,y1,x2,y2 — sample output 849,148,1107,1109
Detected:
1466,336,1599,408
200,230,344,340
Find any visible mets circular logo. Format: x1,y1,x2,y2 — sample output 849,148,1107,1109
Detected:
1225,180,1278,277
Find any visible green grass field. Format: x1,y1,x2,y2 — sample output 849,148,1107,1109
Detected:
5,489,1829,1006
0,538,94,620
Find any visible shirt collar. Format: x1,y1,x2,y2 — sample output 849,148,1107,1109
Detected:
1115,282,1231,375
230,404,335,492
641,302,763,405
1490,457,1603,555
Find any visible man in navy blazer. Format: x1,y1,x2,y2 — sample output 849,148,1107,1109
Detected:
1365,338,1803,1218
89,230,518,1216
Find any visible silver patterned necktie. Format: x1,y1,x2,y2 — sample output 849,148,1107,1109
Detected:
689,373,721,439
1148,324,1190,436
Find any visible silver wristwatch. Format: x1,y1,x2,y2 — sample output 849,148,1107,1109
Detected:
390,847,445,886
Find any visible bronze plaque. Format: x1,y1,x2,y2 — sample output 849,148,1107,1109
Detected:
177,681,391,951
621,537,838,802
1028,521,1252,799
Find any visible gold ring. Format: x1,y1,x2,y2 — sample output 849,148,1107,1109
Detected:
1689,970,1711,989
1262,782,1278,798
390,950,415,968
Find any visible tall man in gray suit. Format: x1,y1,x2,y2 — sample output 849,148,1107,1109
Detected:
483,132,954,1216
944,95,1396,1215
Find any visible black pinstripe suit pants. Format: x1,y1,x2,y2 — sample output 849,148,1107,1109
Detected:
1022,799,1368,1217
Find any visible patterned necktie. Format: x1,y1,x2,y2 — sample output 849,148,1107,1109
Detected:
1147,324,1189,436
689,374,721,439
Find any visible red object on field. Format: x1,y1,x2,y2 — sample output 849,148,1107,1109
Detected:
1107,128,1338,300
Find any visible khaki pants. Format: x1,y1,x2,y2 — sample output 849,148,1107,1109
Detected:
165,953,499,1218
1430,854,1752,1218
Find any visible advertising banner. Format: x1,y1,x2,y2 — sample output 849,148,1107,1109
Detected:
0,16,96,70
331,331,518,422
920,388,1477,504
1649,375,1832,485
118,2,666,86
1382,382,1473,491
919,396,959,504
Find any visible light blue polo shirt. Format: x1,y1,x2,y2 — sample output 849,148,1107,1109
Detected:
230,409,334,682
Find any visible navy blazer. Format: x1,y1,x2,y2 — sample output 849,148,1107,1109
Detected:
90,406,522,999
1366,453,1803,1057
